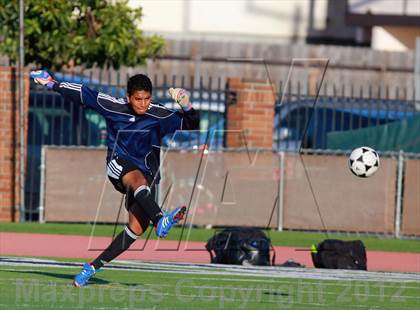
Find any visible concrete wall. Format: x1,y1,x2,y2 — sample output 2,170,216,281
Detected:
43,147,124,223
135,0,328,43
401,159,420,236
282,154,397,233
348,0,420,15
42,147,419,236
372,26,420,51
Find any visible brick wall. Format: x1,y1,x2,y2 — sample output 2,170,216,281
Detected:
0,66,29,222
226,77,275,148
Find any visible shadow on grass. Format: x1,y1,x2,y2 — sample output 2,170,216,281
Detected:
2,269,110,285
263,291,291,297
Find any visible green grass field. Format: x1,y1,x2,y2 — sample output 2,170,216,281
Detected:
0,261,419,310
1,222,420,253
1,223,419,309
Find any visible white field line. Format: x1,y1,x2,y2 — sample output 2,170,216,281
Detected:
1,268,420,294
1,257,419,283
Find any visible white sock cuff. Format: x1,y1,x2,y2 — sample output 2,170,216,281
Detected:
134,185,151,197
124,225,139,240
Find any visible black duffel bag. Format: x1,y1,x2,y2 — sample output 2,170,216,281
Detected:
206,227,275,266
311,239,367,270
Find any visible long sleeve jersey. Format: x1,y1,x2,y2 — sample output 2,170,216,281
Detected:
52,82,200,181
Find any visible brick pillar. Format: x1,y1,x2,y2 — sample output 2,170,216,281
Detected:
226,77,275,148
0,66,29,222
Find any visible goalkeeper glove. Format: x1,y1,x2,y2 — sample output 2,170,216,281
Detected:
168,87,192,111
30,70,56,89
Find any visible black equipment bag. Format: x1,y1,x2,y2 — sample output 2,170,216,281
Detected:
205,227,275,266
311,239,367,270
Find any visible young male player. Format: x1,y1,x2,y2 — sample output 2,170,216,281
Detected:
30,70,200,287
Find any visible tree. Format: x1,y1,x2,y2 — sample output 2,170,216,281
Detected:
0,0,165,70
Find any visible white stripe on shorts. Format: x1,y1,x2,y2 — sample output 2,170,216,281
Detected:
107,159,123,179
110,160,122,173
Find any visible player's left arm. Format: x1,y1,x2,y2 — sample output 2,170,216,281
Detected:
168,87,200,129
178,107,200,130
159,88,200,136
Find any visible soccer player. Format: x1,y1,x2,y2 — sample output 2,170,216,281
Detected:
30,70,200,287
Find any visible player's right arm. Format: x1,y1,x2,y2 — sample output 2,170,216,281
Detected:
31,70,98,107
30,70,127,117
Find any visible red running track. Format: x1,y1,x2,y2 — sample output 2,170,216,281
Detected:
1,232,419,273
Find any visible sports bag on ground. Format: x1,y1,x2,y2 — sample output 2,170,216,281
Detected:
205,227,275,266
311,239,367,270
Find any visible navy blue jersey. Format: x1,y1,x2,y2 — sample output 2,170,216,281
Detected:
52,82,200,180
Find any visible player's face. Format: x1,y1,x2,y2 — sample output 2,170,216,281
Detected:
127,90,152,115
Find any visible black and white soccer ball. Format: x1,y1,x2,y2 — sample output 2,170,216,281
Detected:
348,146,380,178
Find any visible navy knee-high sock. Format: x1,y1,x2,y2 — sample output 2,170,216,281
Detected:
134,185,163,226
91,226,138,270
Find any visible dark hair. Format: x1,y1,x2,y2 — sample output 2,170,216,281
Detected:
127,74,152,95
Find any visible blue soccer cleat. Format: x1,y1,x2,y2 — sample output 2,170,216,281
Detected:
155,206,187,238
73,263,95,287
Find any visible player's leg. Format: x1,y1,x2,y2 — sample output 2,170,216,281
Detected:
73,158,186,287
73,199,148,287
127,201,151,235
107,156,165,227
122,169,163,226
122,169,187,238
89,199,149,269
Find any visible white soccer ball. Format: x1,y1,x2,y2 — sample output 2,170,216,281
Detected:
348,146,380,178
